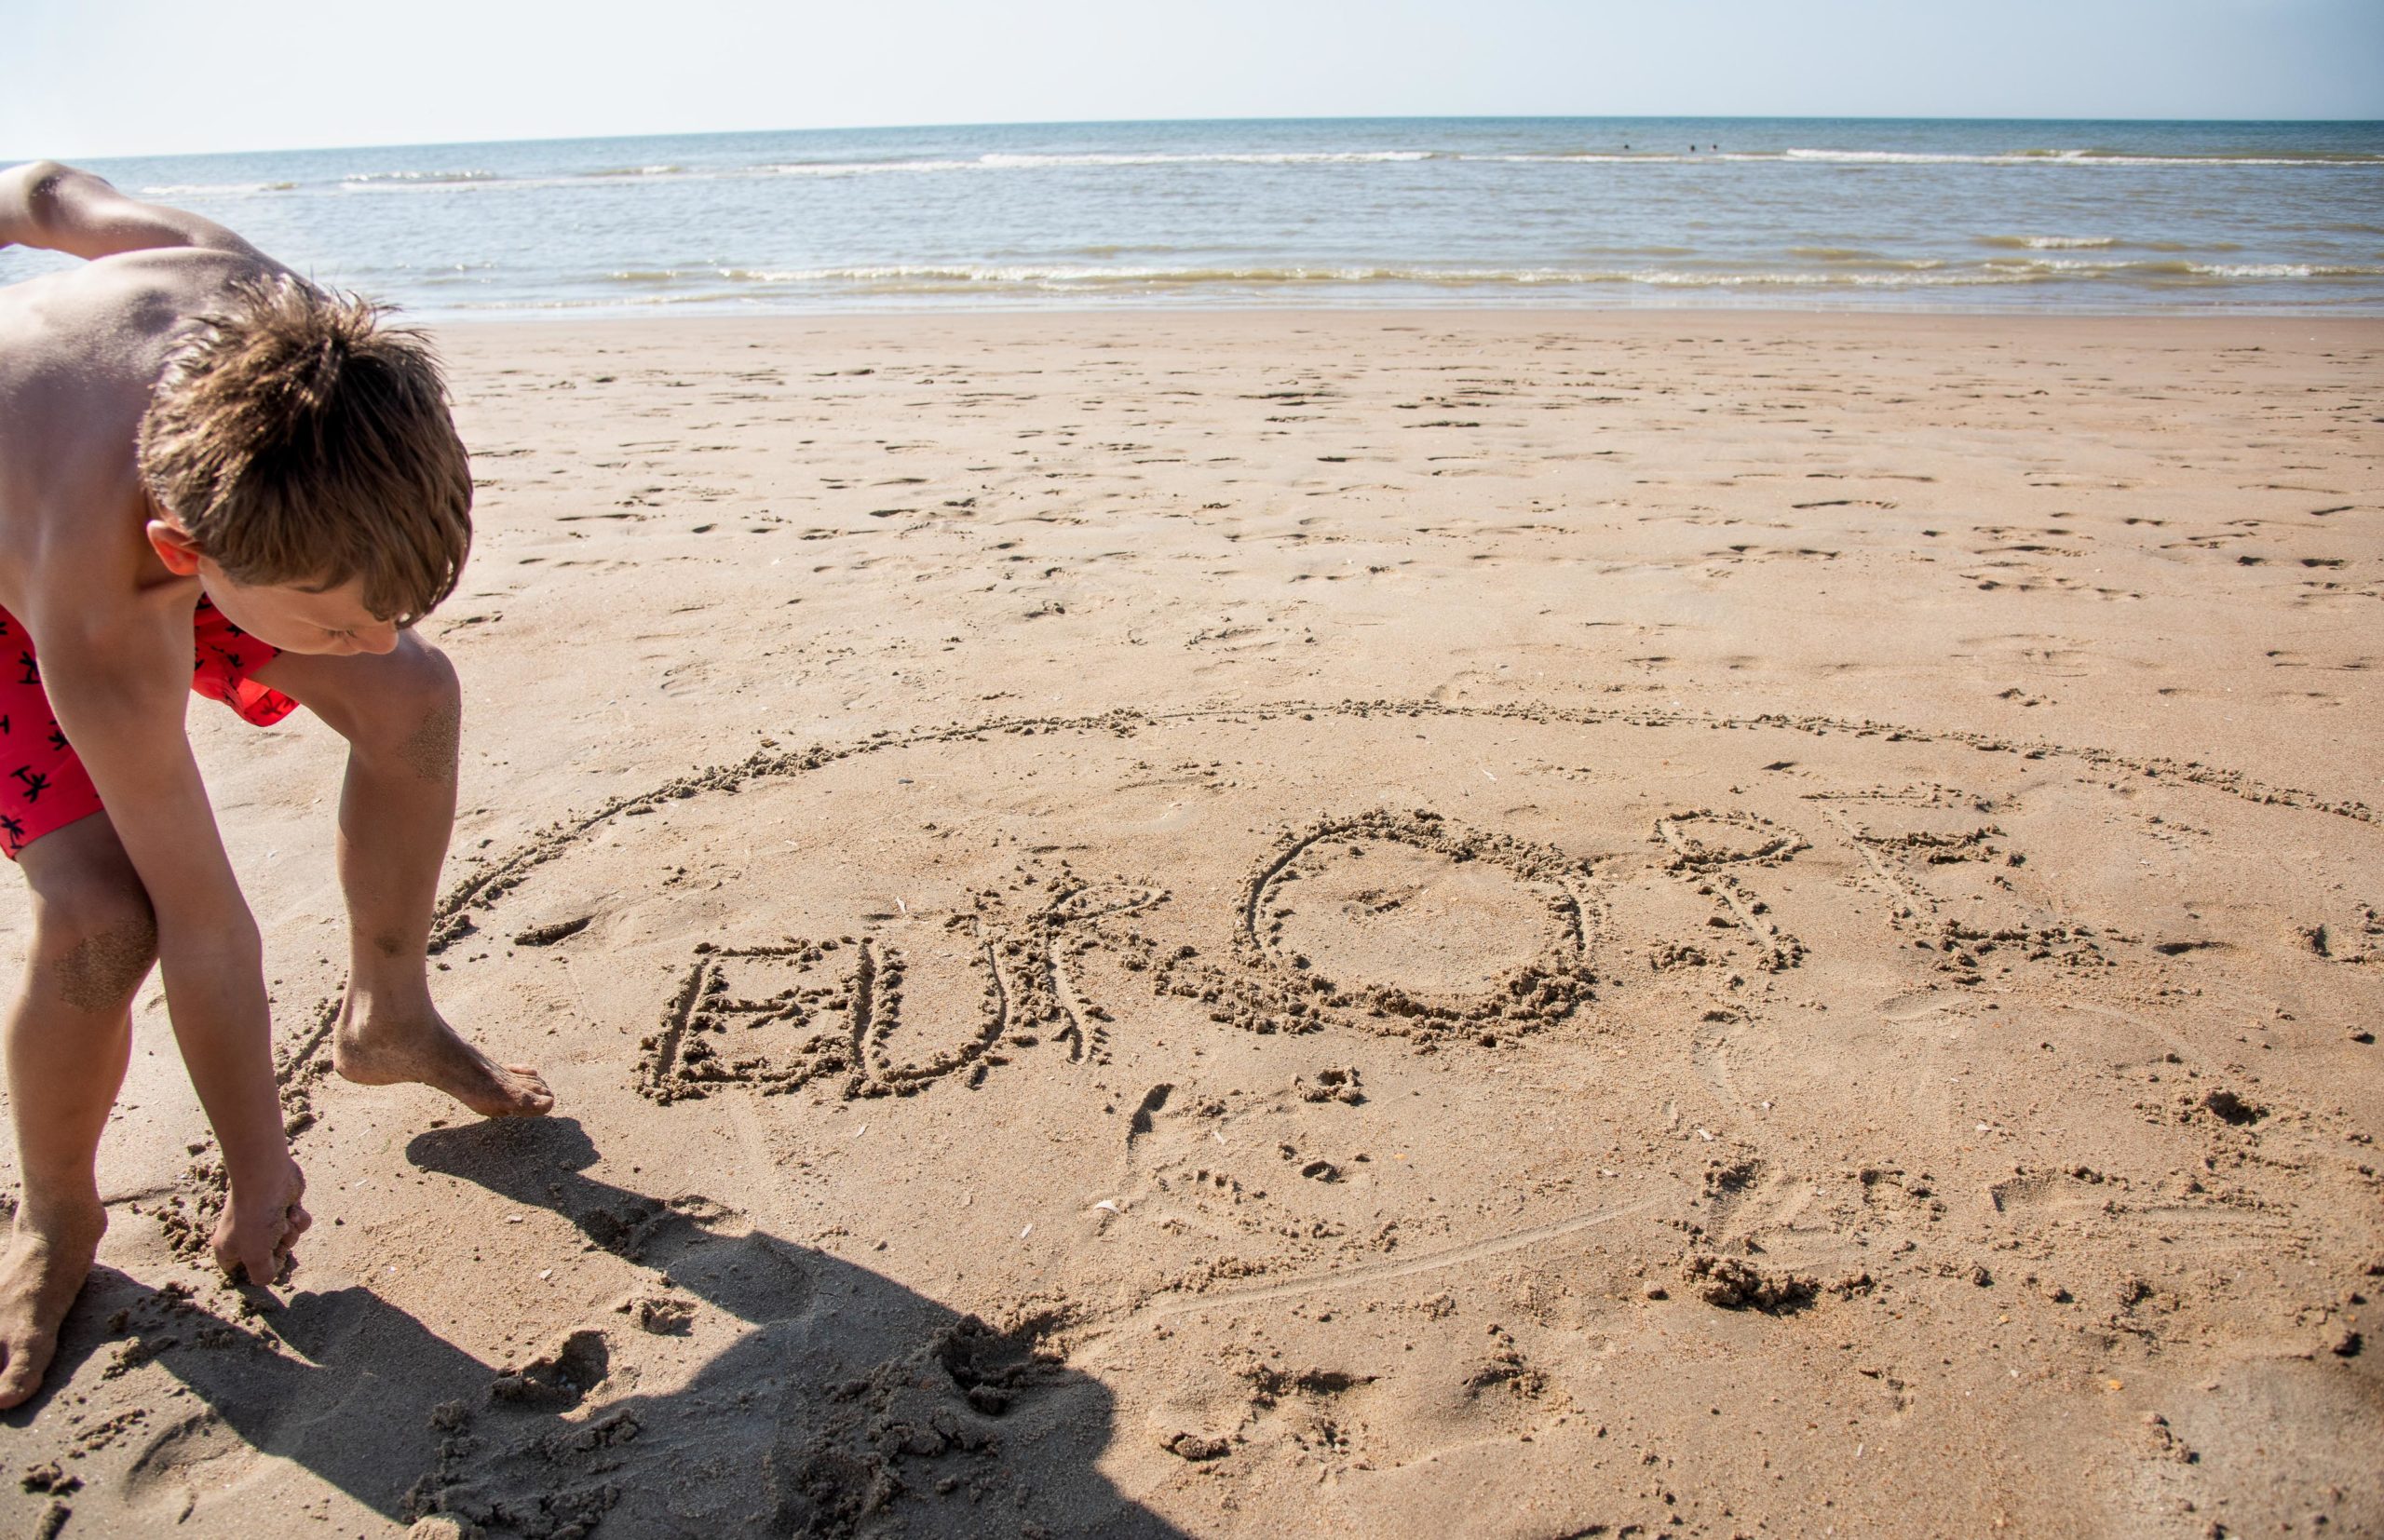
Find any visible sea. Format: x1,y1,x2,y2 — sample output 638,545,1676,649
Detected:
5,118,2380,319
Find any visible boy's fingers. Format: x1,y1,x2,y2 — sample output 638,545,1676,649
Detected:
287,1200,314,1237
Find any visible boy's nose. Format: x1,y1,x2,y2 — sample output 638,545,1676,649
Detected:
357,624,400,655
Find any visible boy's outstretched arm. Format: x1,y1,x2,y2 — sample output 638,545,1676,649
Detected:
0,160,263,263
28,579,307,1286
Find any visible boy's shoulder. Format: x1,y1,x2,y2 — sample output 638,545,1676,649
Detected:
1,251,286,477
0,262,210,620
0,164,291,520
2,243,277,388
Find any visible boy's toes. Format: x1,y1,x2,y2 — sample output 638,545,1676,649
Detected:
507,1066,554,1116
484,1063,553,1118
0,1331,55,1410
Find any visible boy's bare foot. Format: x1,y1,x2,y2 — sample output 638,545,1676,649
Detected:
334,1005,553,1118
0,1204,106,1410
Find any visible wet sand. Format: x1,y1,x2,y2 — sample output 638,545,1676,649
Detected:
2,308,2379,1537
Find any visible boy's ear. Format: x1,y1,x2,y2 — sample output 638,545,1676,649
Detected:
145,517,205,577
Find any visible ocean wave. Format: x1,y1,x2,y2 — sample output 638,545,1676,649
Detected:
1979,235,2117,250
240,146,2384,198
1782,147,2382,168
761,158,981,178
753,150,1443,177
1784,248,1948,267
748,147,2384,175
1980,256,2381,279
139,180,298,197
1479,153,1699,163
589,262,2302,292
342,169,501,186
2185,261,2375,278
986,150,1435,168
1786,148,2078,166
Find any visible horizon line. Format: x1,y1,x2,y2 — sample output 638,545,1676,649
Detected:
12,111,2382,167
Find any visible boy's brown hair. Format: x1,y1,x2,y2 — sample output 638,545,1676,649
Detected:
137,276,471,625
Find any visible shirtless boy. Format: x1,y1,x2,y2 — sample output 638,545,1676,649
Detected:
0,161,552,1411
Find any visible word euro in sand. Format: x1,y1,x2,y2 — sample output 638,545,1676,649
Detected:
638,810,1598,1102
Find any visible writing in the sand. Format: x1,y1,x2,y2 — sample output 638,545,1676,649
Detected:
623,790,2079,1103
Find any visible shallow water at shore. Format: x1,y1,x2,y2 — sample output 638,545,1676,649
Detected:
6,117,2381,316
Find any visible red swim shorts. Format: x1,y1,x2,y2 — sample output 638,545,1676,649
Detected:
0,596,299,859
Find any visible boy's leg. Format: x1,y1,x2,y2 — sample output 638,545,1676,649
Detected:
250,635,549,1119
0,815,156,1408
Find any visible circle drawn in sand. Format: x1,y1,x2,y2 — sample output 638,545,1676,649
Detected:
1214,810,1596,1039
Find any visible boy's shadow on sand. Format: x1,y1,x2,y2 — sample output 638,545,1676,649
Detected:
68,1117,1185,1538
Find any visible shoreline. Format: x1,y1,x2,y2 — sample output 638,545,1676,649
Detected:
420,304,2384,336
417,301,2384,329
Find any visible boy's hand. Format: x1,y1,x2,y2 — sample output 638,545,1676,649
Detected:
212,1155,310,1287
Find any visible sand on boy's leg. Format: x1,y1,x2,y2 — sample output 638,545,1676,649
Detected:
251,635,551,1120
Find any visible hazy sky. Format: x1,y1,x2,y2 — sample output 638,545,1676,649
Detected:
8,0,2380,158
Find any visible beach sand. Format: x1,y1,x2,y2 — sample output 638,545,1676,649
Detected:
1,308,2378,1537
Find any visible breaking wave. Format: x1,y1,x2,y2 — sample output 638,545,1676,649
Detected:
584,260,2381,296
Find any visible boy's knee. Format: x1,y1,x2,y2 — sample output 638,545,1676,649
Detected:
386,642,461,780
332,638,460,772
385,639,459,723
32,871,156,1017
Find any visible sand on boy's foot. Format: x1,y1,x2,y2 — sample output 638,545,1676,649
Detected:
0,309,2377,1538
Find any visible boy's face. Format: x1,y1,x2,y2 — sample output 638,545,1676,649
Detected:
200,566,400,657
144,508,402,655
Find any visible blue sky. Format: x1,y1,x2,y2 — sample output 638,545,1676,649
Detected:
7,0,2380,157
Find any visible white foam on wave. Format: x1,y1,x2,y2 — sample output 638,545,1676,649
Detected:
1980,235,2120,250
1478,153,1696,164
2185,262,2375,278
609,263,2104,292
753,150,1441,178
139,181,297,197
1980,255,2377,280
248,145,2384,200
762,158,981,178
341,169,501,188
1783,148,2380,169
976,150,1437,169
1785,148,2079,166
1985,256,2117,273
